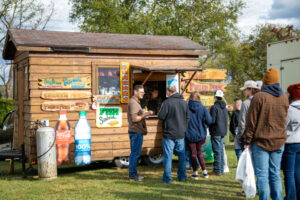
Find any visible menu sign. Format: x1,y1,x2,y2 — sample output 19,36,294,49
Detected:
93,95,120,105
38,76,91,89
120,62,130,103
96,107,122,128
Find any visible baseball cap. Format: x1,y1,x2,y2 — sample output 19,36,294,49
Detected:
240,80,259,91
214,90,224,98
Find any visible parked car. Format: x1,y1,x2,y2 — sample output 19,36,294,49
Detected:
0,111,14,145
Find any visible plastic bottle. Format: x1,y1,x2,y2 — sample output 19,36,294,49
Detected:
75,111,91,165
55,111,72,165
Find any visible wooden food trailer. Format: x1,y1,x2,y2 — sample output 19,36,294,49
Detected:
2,29,210,166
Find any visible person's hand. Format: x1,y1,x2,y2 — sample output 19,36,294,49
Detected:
148,110,154,115
244,144,252,150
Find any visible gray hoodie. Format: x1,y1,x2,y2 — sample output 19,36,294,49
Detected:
286,100,300,144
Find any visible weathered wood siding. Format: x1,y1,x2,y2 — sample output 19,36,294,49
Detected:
16,52,199,163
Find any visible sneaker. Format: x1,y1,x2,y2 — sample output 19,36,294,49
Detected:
203,173,209,178
129,175,145,181
191,174,199,180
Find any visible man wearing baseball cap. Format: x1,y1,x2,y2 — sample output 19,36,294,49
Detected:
208,90,228,176
244,68,289,200
236,80,260,149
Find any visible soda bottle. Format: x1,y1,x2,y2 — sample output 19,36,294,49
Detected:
55,111,72,165
75,111,91,165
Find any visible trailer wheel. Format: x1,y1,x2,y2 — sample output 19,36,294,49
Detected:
143,154,163,166
114,157,129,168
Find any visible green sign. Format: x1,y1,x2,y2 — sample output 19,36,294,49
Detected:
96,107,122,128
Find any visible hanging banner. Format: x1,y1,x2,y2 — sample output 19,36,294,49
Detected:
166,74,179,93
120,62,130,103
96,107,122,128
38,76,91,89
93,95,120,105
183,69,227,80
183,95,215,106
41,101,89,111
41,91,91,99
188,81,227,92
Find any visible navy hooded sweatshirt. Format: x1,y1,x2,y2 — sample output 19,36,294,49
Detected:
209,100,228,136
185,100,212,143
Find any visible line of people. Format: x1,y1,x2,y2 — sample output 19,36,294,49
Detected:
127,68,300,200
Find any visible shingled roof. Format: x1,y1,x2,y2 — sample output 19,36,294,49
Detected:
3,29,208,59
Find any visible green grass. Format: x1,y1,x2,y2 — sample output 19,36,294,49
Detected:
0,144,261,200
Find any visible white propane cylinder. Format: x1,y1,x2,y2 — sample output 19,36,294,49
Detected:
36,126,57,180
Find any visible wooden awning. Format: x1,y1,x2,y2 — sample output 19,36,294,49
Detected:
131,65,202,72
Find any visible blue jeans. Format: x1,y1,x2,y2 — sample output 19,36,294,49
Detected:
235,149,242,161
252,143,284,200
211,136,224,174
162,137,186,183
129,132,143,177
281,143,300,200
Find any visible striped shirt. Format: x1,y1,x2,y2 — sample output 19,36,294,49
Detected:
245,91,289,151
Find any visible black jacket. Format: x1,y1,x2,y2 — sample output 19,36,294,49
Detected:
158,93,190,139
230,110,240,136
209,100,228,137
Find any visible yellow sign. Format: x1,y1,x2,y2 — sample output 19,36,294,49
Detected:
188,81,227,92
120,62,130,103
41,101,89,111
183,95,215,107
38,76,91,89
183,69,227,80
41,91,91,99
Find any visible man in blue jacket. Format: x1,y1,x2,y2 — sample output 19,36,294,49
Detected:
158,85,190,183
209,90,228,176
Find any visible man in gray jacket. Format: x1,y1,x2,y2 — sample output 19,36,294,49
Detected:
237,80,260,147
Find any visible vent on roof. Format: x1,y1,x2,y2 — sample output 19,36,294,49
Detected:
51,47,90,53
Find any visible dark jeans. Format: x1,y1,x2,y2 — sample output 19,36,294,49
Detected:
129,132,143,177
187,138,206,172
162,137,186,183
282,143,300,200
211,136,224,174
235,149,242,161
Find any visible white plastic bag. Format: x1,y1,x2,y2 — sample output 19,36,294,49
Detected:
236,148,256,199
224,145,230,173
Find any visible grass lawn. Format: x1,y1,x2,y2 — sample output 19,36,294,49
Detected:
0,144,262,200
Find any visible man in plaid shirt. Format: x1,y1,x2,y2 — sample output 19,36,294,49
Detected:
244,68,289,200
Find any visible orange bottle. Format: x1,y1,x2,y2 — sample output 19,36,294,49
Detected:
55,111,72,165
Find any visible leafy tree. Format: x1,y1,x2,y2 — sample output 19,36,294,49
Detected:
70,0,244,57
0,0,54,98
223,24,300,102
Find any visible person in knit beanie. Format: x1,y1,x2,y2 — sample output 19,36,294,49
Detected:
282,83,300,200
244,68,289,200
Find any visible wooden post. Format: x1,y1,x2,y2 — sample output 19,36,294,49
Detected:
9,159,14,174
180,71,197,95
142,71,153,86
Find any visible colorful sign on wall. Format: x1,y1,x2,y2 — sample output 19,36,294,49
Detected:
166,74,179,93
38,76,91,89
96,107,122,128
41,101,89,111
120,62,130,103
183,69,227,80
188,81,227,92
93,95,120,105
41,91,91,99
183,95,215,106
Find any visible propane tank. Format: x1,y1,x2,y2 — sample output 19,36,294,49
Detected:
36,126,57,180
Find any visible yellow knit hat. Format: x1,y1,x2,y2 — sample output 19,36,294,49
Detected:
263,68,279,85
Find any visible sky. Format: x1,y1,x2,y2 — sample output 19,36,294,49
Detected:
46,0,300,35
